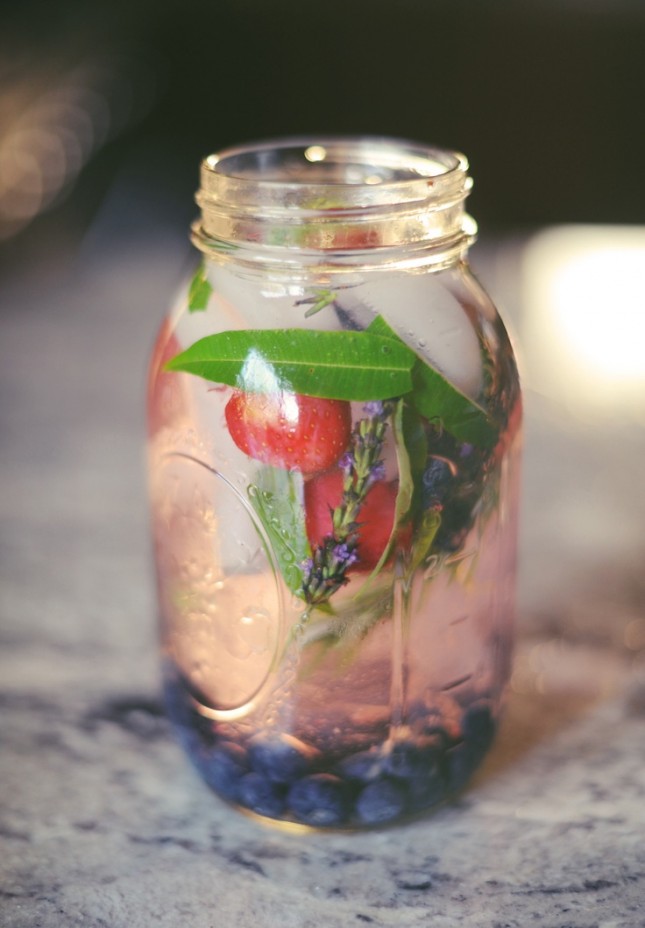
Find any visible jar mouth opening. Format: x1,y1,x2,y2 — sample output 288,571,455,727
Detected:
195,136,475,257
200,136,470,210
207,136,464,184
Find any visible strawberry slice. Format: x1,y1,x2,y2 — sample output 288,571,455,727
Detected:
225,390,351,476
304,471,402,572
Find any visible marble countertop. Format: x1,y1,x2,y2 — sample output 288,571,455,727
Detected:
2,226,644,927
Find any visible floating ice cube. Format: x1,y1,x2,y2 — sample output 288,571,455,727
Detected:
342,274,484,399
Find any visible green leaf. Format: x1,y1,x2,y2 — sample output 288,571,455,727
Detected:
411,364,497,448
187,264,213,313
367,315,498,449
165,328,417,401
401,401,428,500
248,466,311,597
410,508,442,572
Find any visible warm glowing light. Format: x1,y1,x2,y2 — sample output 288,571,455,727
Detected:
550,248,645,378
0,56,155,240
304,145,327,163
0,149,43,220
521,226,645,415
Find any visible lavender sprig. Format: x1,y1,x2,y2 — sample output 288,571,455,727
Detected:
301,400,394,606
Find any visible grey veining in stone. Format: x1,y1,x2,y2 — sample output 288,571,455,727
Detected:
2,228,645,927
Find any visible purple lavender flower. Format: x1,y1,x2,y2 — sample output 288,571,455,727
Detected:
363,400,385,418
333,543,359,568
367,461,386,486
360,432,380,450
301,398,395,607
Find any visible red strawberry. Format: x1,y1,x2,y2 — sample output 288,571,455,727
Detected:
225,390,351,476
304,471,404,571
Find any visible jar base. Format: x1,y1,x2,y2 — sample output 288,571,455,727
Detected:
163,667,498,830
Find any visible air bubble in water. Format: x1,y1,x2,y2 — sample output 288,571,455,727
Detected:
227,606,272,659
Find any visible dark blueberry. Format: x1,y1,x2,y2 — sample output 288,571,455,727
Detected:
406,769,447,808
422,458,454,506
446,703,497,794
162,673,214,742
248,734,313,784
382,739,441,779
421,725,453,750
356,778,407,825
288,774,350,827
162,676,216,765
445,742,477,794
426,422,461,460
382,740,447,810
201,741,248,800
337,748,384,784
462,702,496,753
411,780,445,809
162,675,196,730
434,497,477,551
238,772,286,818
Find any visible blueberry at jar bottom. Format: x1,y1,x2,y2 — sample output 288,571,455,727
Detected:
163,673,499,829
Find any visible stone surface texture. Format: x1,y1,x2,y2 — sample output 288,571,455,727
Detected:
2,228,645,927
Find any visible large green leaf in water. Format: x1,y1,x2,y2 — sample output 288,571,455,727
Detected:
248,466,311,597
165,328,416,400
367,315,498,449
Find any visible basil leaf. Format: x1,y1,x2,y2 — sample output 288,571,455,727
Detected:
165,328,416,401
248,466,311,597
367,315,498,449
187,264,213,313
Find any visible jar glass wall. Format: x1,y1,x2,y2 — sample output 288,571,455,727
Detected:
147,138,522,829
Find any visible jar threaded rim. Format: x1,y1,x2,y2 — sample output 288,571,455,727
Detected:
194,136,476,258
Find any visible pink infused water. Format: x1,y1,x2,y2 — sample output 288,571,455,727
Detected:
147,138,522,828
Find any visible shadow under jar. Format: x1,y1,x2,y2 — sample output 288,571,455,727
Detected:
147,137,522,830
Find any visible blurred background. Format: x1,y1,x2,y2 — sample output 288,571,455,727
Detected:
1,0,644,708
2,0,645,261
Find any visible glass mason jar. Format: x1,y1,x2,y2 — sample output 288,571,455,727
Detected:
147,138,522,830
